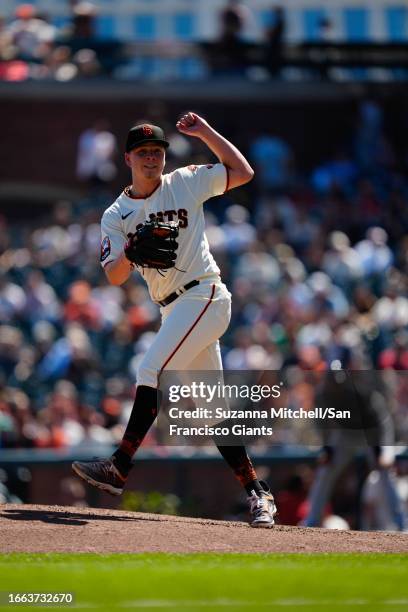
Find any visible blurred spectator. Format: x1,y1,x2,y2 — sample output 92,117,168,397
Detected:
0,273,26,322
249,132,293,195
72,47,101,78
220,205,256,254
42,45,77,81
371,273,408,332
0,326,24,379
7,4,56,61
219,0,247,41
322,231,363,296
302,364,407,531
318,17,336,42
76,121,117,188
361,467,408,531
313,16,337,80
209,0,253,76
264,6,285,77
62,1,98,42
283,209,321,253
355,227,393,279
354,100,395,176
23,270,61,324
64,281,101,329
311,150,358,196
378,331,408,370
234,242,281,289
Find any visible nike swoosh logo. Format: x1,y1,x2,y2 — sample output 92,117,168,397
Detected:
121,211,133,220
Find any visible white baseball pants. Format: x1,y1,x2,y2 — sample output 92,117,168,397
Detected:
136,280,231,388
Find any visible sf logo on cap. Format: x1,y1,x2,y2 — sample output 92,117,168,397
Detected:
143,125,153,136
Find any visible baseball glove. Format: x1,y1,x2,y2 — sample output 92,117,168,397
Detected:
124,220,179,270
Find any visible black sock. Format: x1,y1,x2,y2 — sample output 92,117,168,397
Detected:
244,479,265,497
111,449,133,477
112,385,161,476
216,444,261,492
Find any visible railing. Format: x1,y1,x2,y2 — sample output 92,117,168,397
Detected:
121,40,408,75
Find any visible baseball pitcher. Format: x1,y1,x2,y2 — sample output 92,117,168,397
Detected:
72,113,277,527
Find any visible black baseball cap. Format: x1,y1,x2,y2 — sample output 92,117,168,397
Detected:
126,124,169,152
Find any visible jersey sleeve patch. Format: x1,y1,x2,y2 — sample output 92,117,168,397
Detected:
100,236,111,262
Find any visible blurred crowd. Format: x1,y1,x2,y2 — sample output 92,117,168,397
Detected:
0,1,124,81
0,1,287,82
2,1,399,83
1,99,408,453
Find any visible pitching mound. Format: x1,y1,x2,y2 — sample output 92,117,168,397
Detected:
1,504,407,553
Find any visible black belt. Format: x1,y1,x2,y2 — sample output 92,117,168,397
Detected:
158,280,200,307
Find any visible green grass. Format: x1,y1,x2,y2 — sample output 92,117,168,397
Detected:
0,553,407,611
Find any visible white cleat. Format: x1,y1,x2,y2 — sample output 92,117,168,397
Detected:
248,481,277,528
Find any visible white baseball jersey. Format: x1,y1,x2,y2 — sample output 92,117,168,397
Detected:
100,163,228,303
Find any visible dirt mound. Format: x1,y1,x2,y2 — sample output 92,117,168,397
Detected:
1,504,407,553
